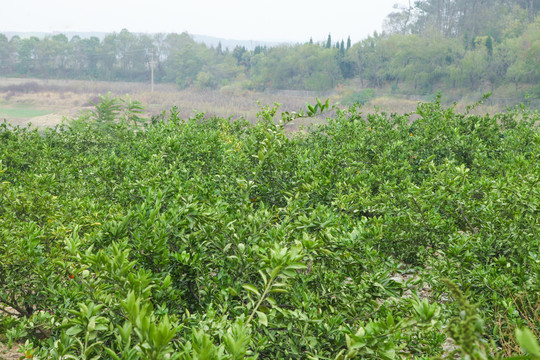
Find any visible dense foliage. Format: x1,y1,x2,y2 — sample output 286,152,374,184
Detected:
0,30,349,92
385,0,540,39
0,97,539,359
3,1,540,96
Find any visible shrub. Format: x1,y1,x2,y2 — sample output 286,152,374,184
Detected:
341,88,376,105
0,96,538,359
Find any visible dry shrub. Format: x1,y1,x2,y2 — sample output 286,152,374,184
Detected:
0,77,339,127
0,82,44,93
4,91,14,101
496,286,539,356
83,95,102,107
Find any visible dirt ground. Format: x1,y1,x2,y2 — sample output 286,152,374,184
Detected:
5,113,74,129
0,343,24,360
0,305,24,360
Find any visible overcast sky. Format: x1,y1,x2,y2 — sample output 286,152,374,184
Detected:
1,0,405,43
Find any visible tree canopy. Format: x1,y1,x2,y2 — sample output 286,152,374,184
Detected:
3,2,540,98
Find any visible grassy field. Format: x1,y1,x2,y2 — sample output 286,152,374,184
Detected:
0,77,510,131
0,107,52,119
0,77,333,130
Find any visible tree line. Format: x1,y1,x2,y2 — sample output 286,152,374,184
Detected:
0,30,353,92
1,0,540,96
379,0,540,95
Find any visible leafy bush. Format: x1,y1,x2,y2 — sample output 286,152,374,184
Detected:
341,88,376,105
0,96,538,359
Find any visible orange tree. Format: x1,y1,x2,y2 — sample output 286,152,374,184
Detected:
0,96,538,359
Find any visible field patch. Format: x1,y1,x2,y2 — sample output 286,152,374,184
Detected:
0,106,52,119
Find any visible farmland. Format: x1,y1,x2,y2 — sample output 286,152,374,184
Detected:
0,77,334,130
0,94,538,359
0,77,506,132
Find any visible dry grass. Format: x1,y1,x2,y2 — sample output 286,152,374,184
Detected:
0,77,335,128
0,77,514,130
366,96,420,114
366,95,507,115
495,287,540,357
0,343,24,360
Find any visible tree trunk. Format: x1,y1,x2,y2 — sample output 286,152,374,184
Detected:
437,0,442,33
470,0,478,39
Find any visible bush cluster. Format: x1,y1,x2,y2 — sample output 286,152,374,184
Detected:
0,97,538,359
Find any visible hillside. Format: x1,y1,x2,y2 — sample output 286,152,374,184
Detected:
2,1,540,105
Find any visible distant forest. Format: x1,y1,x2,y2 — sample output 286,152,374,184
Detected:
2,0,540,98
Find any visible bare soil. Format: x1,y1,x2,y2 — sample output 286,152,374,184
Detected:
0,343,24,360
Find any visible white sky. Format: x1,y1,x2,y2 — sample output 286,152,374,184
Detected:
0,0,405,43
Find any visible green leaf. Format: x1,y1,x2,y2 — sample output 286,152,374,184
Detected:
256,311,268,326
258,269,268,285
162,274,171,288
88,318,96,332
269,288,288,293
286,263,307,270
242,284,260,296
104,348,121,360
270,266,282,279
66,326,83,336
516,327,540,357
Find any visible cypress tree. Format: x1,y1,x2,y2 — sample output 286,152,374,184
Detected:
216,41,222,56
326,34,332,48
486,36,493,57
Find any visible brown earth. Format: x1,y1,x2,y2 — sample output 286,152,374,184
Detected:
0,343,24,360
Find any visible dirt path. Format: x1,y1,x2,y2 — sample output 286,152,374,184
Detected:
0,343,24,360
5,113,68,129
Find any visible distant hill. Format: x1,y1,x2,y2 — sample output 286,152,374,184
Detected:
2,31,286,50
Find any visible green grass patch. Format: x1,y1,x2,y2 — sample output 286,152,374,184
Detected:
0,107,51,118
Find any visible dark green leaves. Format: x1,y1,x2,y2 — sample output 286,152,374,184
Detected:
0,96,538,359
